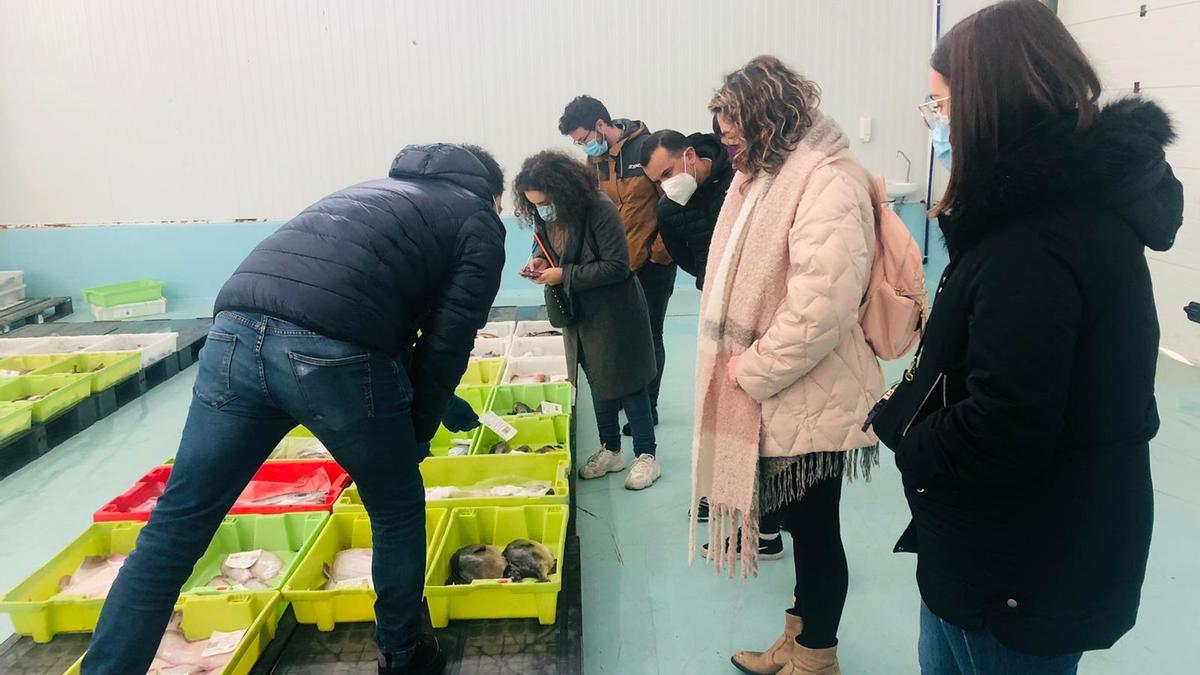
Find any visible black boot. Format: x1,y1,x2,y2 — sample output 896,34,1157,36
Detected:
379,635,447,675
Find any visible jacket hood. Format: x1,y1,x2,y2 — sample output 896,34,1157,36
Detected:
687,132,734,186
609,119,648,155
389,143,496,202
942,98,1183,254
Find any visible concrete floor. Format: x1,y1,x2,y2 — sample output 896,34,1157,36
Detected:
1,288,1197,674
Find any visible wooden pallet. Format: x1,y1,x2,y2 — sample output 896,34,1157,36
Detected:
0,297,73,334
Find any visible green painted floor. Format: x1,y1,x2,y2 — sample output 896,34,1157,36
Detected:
1,287,1197,674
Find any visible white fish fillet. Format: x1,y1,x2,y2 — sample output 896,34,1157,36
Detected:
55,554,127,599
323,548,374,590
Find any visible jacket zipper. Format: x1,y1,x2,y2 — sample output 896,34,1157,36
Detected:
902,372,945,437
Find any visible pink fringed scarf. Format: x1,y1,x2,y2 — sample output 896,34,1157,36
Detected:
689,112,850,577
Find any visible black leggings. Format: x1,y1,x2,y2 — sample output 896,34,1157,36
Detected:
777,471,847,650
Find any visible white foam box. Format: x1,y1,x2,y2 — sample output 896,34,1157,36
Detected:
0,335,109,356
0,271,24,293
0,285,26,311
502,356,570,385
472,337,508,360
514,320,561,338
90,298,168,321
508,336,566,360
85,332,178,368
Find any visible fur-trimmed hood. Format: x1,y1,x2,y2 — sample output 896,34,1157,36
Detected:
941,97,1184,255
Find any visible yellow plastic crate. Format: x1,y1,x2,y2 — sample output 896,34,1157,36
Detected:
0,374,91,424
65,592,280,675
182,513,329,596
0,402,33,442
455,384,494,414
30,351,141,392
459,358,503,386
0,521,146,642
425,505,568,627
474,414,570,456
429,424,481,458
0,355,69,378
335,453,570,513
282,509,447,631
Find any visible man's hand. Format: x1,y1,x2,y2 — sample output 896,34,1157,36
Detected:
442,395,481,432
534,267,564,286
520,257,550,280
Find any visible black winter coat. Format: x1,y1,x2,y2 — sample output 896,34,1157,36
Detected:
215,144,506,442
655,133,734,289
872,99,1183,656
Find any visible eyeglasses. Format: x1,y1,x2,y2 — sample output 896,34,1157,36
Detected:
572,130,600,147
918,95,950,129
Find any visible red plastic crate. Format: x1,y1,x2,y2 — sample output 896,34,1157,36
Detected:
94,461,351,522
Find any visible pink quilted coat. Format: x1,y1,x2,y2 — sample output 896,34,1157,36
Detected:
733,151,885,457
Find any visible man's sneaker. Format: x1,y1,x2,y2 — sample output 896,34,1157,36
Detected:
621,411,660,436
624,454,662,490
700,533,784,561
689,497,710,522
579,447,626,480
378,634,447,674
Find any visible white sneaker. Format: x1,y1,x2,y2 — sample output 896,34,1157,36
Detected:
579,447,626,479
624,454,661,490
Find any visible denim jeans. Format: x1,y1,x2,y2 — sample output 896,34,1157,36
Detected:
593,387,656,457
919,602,1082,675
636,262,676,413
82,312,426,674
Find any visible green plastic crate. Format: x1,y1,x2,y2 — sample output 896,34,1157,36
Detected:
0,403,33,442
488,383,573,417
0,355,69,378
459,358,503,386
81,279,164,308
0,520,146,642
30,352,141,392
429,424,481,458
425,505,568,627
0,374,92,424
455,384,494,414
282,510,447,631
474,414,570,456
335,453,570,513
182,513,329,596
65,592,281,675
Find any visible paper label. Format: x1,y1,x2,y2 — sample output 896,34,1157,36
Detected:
335,576,374,590
480,411,518,441
539,402,563,415
201,629,248,657
223,550,263,569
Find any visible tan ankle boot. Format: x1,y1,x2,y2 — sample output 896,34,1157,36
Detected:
783,643,840,675
730,611,804,674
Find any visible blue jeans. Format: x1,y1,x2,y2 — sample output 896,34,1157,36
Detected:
82,312,426,673
592,387,656,456
919,602,1082,675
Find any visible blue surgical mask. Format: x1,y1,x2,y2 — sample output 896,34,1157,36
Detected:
582,137,609,157
931,116,952,170
536,203,558,222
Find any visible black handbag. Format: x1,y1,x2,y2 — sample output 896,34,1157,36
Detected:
538,224,589,328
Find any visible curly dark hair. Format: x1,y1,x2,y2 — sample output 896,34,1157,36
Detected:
558,96,612,135
512,151,600,229
709,55,821,179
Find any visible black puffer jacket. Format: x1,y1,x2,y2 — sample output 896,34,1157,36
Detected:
215,144,506,441
872,99,1183,656
655,133,734,289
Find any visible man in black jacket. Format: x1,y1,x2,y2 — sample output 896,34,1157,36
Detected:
639,129,734,290
82,144,506,675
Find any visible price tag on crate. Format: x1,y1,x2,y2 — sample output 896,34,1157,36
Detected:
223,549,263,569
480,411,518,441
540,401,563,415
202,629,248,657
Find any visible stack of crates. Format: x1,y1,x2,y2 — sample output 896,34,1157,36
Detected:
83,279,167,321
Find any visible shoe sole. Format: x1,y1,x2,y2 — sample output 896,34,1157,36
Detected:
578,464,626,480
624,474,659,490
730,655,775,675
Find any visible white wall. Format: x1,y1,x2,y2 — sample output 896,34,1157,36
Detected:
1060,0,1200,362
0,0,934,226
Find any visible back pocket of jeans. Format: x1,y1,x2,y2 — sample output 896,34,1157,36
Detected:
288,351,373,430
193,331,239,409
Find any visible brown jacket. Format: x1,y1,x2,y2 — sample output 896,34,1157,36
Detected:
588,119,672,271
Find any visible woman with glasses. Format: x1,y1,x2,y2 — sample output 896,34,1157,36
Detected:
870,2,1182,673
693,55,883,675
514,151,663,491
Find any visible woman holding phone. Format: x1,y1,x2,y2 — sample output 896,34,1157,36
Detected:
514,151,663,491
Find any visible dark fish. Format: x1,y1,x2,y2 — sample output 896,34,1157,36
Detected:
510,402,535,415
534,444,562,454
502,539,556,582
447,544,506,585
528,330,563,337
489,441,511,455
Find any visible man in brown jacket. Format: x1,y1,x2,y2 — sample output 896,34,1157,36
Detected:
559,95,676,432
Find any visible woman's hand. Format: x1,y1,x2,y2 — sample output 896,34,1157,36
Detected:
520,257,549,280
535,267,564,287
727,355,740,387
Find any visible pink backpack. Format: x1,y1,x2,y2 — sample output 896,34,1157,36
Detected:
859,175,927,360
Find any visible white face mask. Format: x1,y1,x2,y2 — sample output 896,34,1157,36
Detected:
661,151,699,206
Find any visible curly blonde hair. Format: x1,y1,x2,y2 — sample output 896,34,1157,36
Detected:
709,55,821,179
